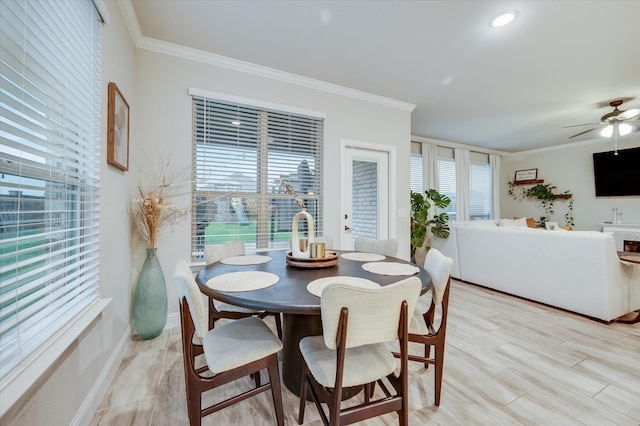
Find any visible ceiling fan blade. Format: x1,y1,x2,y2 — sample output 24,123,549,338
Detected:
619,108,640,120
562,122,599,128
569,127,598,138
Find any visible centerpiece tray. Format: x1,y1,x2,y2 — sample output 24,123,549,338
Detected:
286,251,339,268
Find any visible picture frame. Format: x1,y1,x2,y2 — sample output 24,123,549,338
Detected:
514,168,538,183
107,82,130,171
545,221,559,230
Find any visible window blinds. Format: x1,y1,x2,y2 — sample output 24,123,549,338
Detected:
191,97,324,258
437,159,457,220
0,0,101,380
410,154,423,193
469,162,491,220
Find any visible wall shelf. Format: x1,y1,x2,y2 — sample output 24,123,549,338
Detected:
513,179,544,185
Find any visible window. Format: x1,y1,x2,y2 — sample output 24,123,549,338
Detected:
410,153,422,193
411,145,493,222
0,0,101,380
469,162,491,220
191,96,324,258
437,158,456,221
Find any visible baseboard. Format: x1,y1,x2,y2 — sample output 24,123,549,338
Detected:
71,325,131,426
166,311,180,329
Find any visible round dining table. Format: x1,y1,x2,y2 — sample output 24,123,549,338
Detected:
196,249,432,396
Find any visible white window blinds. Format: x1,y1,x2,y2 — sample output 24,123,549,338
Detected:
0,0,101,380
469,162,491,220
191,97,324,258
437,159,456,220
410,153,423,193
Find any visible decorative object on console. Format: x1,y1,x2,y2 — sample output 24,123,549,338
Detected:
410,189,451,266
507,179,574,229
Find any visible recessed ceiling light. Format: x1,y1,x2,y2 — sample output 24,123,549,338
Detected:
490,11,517,28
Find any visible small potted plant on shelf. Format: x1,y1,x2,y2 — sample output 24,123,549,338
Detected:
410,189,450,266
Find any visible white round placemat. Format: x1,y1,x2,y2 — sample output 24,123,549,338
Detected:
307,276,380,297
220,255,272,265
362,262,420,276
340,252,386,262
206,271,279,292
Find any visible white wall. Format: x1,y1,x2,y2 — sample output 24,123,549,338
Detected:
8,2,136,424
501,135,640,230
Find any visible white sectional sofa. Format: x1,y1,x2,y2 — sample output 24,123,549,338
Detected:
432,220,640,322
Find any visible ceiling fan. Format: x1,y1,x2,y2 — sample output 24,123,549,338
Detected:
566,99,640,139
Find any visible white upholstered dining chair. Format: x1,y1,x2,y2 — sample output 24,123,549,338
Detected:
204,240,282,338
354,236,399,256
174,260,284,425
297,277,421,425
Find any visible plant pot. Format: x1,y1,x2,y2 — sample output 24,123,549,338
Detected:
413,240,429,267
133,248,167,340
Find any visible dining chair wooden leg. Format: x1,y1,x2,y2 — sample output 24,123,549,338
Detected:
424,343,431,369
434,343,444,406
266,353,285,426
187,379,202,426
298,363,309,424
251,372,261,387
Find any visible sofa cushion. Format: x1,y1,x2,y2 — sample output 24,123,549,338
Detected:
499,217,528,227
463,219,498,227
514,217,537,228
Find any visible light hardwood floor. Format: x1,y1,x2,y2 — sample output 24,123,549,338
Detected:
91,280,640,425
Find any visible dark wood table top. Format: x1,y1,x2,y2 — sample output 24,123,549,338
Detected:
196,249,432,315
618,251,640,264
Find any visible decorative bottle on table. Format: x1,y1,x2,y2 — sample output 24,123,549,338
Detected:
282,178,315,259
291,210,315,258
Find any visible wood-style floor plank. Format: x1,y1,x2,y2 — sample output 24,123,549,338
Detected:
91,279,640,425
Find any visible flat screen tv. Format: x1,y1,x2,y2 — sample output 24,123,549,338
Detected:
593,146,640,196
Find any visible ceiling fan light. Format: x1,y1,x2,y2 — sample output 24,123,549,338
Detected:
618,123,633,136
600,125,613,138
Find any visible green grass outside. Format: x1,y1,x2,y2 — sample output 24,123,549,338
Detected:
204,220,293,245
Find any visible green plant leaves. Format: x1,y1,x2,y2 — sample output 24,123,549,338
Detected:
410,189,451,256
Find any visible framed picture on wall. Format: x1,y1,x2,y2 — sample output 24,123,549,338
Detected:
514,168,537,183
107,82,130,171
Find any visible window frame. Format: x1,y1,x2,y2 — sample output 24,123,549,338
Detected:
189,89,325,259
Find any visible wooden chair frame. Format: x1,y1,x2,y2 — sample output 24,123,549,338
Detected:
298,301,411,426
394,277,450,406
180,298,284,425
208,298,282,339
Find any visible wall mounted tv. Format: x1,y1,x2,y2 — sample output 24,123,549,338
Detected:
593,146,640,196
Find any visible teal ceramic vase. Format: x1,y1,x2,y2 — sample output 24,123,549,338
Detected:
133,248,167,340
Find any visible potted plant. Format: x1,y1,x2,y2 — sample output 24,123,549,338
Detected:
410,189,451,266
507,181,574,228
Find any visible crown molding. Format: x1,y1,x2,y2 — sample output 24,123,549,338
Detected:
411,135,509,157
118,0,415,112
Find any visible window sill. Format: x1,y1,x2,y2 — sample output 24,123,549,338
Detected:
0,298,111,422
